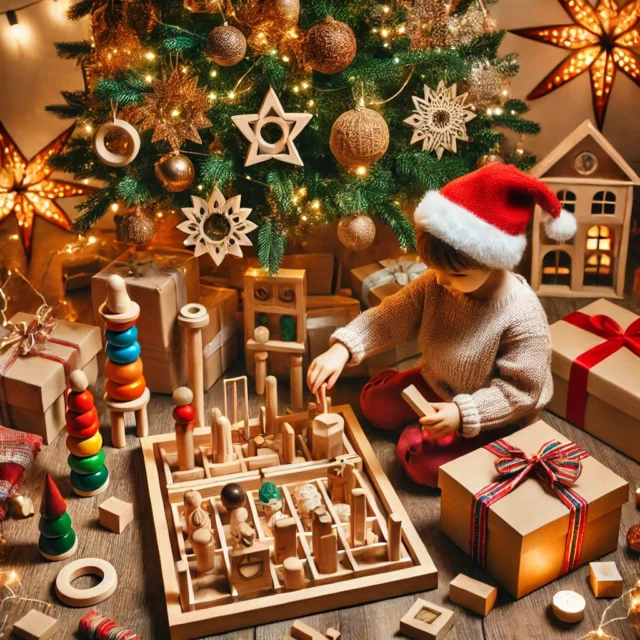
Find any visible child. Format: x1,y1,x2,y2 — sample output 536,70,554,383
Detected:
307,164,577,487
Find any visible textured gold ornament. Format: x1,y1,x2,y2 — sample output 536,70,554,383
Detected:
446,5,486,46
407,0,458,50
337,214,376,251
94,23,143,75
155,152,196,192
476,152,504,169
305,16,357,74
262,0,300,30
468,62,503,108
128,70,212,150
330,107,389,168
205,24,247,66
118,211,156,247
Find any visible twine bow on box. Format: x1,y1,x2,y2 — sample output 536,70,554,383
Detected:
470,439,589,575
361,258,427,307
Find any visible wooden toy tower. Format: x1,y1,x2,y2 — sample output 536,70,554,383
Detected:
244,268,306,410
530,120,640,299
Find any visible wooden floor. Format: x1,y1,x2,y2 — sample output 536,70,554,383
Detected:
2,294,640,640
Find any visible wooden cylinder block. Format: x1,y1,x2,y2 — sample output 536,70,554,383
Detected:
191,527,215,574
387,513,402,562
255,352,268,396
274,516,297,564
265,376,278,436
290,355,303,412
283,557,306,590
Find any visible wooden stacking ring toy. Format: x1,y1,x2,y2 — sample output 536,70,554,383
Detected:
70,467,110,494
92,119,140,167
105,358,143,384
105,318,137,331
105,325,138,347
66,406,99,430
68,450,106,475
66,417,100,439
39,511,72,538
39,529,78,561
55,558,118,606
67,431,103,457
68,390,94,413
105,376,146,402
106,341,141,365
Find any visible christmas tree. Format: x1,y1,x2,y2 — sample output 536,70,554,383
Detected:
48,0,539,273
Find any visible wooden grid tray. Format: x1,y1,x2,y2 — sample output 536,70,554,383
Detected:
141,405,438,640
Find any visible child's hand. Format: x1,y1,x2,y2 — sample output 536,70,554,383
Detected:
307,343,350,394
419,403,461,440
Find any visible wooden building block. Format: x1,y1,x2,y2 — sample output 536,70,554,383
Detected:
229,540,272,596
387,513,403,561
274,516,297,564
402,385,436,418
449,573,497,616
400,599,454,640
282,556,306,590
325,628,341,640
589,561,624,598
311,413,344,461
99,496,133,534
290,620,326,640
13,609,60,640
350,488,366,547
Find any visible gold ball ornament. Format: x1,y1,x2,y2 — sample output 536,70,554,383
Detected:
330,107,389,168
305,16,356,74
476,152,505,168
262,0,300,29
205,25,247,67
118,211,156,248
337,215,376,251
155,153,195,192
468,63,503,108
94,23,143,75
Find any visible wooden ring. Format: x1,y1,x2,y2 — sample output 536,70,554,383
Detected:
106,376,146,402
92,119,140,167
256,116,289,154
55,558,118,607
105,358,143,384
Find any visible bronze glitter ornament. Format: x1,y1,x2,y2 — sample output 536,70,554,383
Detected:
476,152,504,168
468,62,503,108
262,0,300,30
330,107,389,168
337,214,376,251
118,211,156,247
155,153,195,192
94,23,143,75
627,524,640,552
205,24,247,67
305,16,356,75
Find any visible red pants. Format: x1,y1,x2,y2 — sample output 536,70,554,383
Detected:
360,368,515,488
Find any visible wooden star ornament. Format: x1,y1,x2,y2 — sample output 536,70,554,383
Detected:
231,86,312,167
0,122,95,253
511,0,640,130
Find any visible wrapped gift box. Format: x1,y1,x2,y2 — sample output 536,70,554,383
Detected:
547,299,640,462
438,420,628,599
200,285,238,390
0,313,101,444
91,247,199,393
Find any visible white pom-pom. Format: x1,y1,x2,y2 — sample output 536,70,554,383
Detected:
544,209,577,242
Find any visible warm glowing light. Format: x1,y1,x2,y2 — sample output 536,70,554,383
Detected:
486,108,493,115
311,200,320,210
494,107,502,115
301,82,309,89
356,166,367,176
307,100,315,107
170,108,181,117
156,211,163,218
208,92,217,100
282,55,290,62
145,74,153,83
87,236,97,245
393,56,400,63
293,85,300,93
110,203,119,212
381,28,390,38
197,184,204,191
84,124,93,133
228,92,236,99
270,49,277,55
382,5,390,13
9,234,19,240
301,215,308,221
210,69,218,77
258,32,266,40
144,51,156,60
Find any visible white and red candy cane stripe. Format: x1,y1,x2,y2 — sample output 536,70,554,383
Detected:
79,610,140,640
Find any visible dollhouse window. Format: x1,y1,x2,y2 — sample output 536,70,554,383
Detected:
541,250,571,285
591,191,616,215
556,190,576,213
584,225,613,286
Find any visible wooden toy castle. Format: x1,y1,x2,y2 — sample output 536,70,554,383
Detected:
530,120,640,299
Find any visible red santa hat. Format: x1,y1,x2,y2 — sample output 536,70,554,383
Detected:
414,163,577,270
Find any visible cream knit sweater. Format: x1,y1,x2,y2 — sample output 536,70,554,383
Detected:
331,270,553,437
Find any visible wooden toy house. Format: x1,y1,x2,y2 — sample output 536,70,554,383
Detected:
530,120,639,298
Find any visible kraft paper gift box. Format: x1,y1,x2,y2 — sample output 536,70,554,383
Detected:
547,299,640,462
0,312,101,444
200,285,238,390
438,420,628,599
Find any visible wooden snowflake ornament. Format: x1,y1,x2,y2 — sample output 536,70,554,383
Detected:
404,81,476,159
231,86,312,167
177,186,257,266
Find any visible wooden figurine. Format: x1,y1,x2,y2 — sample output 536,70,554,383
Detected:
589,561,624,598
66,370,109,497
98,496,133,534
38,474,78,562
184,490,211,537
211,411,235,464
449,573,497,616
173,387,196,472
12,609,60,640
311,385,344,461
400,599,454,640
282,556,306,590
100,274,150,448
274,516,297,564
312,507,337,574
281,422,296,464
530,119,640,299
402,385,436,418
243,267,307,409
178,303,210,428
328,462,356,505
350,488,366,548
258,482,285,535
229,537,272,596
191,525,215,575
221,483,253,548
293,483,323,529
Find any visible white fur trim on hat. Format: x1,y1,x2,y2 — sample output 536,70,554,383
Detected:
414,190,527,270
544,209,577,242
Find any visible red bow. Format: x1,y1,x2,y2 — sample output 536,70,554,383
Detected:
562,311,640,427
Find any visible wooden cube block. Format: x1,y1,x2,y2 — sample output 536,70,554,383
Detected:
99,496,133,534
290,620,326,640
400,599,454,640
589,561,623,598
13,609,59,640
325,628,341,639
449,573,497,616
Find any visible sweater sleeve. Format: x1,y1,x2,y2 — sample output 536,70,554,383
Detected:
453,327,552,438
330,273,429,366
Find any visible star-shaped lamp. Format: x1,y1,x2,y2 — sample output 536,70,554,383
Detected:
231,86,312,167
511,0,640,130
0,123,94,253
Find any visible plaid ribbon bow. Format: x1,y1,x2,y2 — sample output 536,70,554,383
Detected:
470,439,589,575
0,304,57,356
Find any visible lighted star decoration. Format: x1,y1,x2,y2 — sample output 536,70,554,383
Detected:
129,70,212,150
177,185,257,266
231,86,313,166
0,123,94,253
511,0,640,130
404,80,476,159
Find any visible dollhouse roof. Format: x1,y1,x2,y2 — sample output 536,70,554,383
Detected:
531,120,640,185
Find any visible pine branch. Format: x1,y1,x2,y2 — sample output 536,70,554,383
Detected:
117,176,152,206
45,90,89,120
375,201,416,251
66,0,94,20
458,31,505,60
94,78,145,107
54,40,92,61
495,53,520,77
200,156,235,189
72,188,118,234
258,220,287,275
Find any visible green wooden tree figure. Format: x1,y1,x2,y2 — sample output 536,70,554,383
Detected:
38,473,78,561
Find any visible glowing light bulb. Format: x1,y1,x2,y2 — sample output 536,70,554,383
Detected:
356,166,367,176
311,200,320,210
381,28,390,38
282,55,290,62
197,184,203,191
228,91,236,99
301,215,308,221
88,236,97,245
398,25,406,34
293,85,299,93
208,92,217,100
307,100,315,107
301,82,309,89
145,74,153,83
486,108,493,115
170,108,181,117
110,203,119,212
382,5,390,13
210,69,218,77
144,51,155,60
84,124,93,133
393,56,400,63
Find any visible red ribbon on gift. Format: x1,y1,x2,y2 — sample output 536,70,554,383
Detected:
470,439,589,575
561,311,640,428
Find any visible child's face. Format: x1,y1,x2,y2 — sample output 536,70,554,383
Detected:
432,267,492,294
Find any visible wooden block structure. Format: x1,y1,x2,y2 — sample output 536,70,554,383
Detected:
290,620,326,640
99,496,133,534
402,385,436,418
274,516,298,564
282,556,306,590
589,561,624,598
400,599,454,640
244,267,307,410
311,385,345,461
12,609,60,640
230,539,272,596
449,573,497,616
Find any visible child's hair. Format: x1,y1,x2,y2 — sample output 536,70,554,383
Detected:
416,230,485,272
